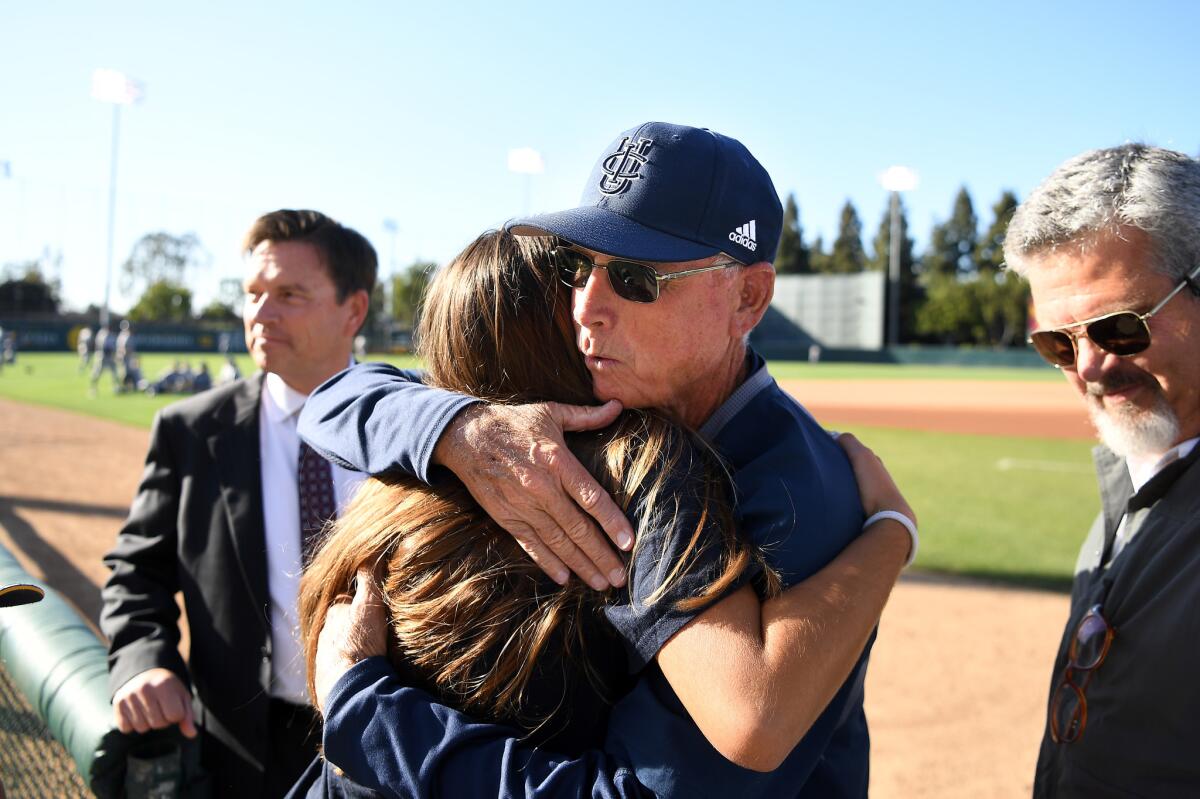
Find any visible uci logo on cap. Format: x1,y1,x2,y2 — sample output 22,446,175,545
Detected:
599,137,653,195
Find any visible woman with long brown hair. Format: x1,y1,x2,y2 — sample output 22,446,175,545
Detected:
296,229,773,768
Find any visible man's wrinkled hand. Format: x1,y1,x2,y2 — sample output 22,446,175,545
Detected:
314,568,388,714
433,400,633,590
112,667,197,738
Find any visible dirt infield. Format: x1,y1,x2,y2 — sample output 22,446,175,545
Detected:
0,387,1080,797
781,378,1095,440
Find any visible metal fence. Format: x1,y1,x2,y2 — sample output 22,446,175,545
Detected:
0,656,91,797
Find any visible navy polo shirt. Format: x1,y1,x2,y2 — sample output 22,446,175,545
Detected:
604,353,870,798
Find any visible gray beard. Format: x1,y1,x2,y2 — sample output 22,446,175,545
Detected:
1087,384,1181,458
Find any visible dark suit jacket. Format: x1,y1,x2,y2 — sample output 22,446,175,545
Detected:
101,374,282,797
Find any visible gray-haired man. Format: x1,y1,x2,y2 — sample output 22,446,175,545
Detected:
1006,143,1200,797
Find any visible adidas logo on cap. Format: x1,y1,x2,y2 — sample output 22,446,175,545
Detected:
728,220,757,251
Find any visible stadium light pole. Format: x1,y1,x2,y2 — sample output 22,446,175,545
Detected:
507,147,544,214
381,218,399,327
878,166,918,348
382,218,399,274
91,69,144,329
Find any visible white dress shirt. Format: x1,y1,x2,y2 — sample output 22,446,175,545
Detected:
1126,437,1200,494
258,370,363,704
1113,436,1200,558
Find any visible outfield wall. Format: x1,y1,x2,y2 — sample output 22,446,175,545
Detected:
751,340,1046,368
0,318,246,353
768,271,886,350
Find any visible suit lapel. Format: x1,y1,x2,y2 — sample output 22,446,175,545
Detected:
207,374,271,632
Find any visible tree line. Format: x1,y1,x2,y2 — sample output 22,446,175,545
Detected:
0,231,427,346
775,186,1029,346
4,187,1030,348
0,235,238,324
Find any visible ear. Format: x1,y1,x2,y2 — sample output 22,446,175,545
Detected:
342,289,371,337
730,262,774,338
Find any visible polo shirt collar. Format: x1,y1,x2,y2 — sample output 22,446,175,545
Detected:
699,349,772,440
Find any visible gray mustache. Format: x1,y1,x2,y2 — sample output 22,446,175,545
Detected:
1085,373,1151,398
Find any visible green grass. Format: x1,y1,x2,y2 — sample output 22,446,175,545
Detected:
0,353,1092,589
0,352,255,427
835,424,1095,590
0,352,420,428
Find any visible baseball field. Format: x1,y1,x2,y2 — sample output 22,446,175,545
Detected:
0,353,1095,797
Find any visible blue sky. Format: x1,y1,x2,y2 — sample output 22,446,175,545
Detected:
3,0,1199,312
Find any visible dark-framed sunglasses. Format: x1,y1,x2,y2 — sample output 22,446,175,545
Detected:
1028,262,1200,368
1049,603,1115,744
551,243,740,304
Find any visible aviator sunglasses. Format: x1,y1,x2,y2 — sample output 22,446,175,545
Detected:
1029,261,1200,368
552,243,741,303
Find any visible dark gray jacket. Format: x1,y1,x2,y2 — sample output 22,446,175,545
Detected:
1034,443,1200,797
100,375,278,798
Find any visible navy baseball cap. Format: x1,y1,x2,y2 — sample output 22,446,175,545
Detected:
507,122,783,265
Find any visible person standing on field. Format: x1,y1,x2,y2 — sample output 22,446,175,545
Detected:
1007,144,1200,797
101,209,375,797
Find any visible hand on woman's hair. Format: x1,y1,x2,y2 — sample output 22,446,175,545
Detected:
433,399,633,591
313,568,388,714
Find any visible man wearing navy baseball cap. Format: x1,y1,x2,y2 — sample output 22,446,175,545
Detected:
509,122,782,265
298,122,914,797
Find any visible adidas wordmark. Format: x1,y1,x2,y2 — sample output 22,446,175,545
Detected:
728,220,757,251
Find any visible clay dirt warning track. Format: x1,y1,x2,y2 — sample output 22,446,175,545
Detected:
780,378,1095,440
0,378,1086,797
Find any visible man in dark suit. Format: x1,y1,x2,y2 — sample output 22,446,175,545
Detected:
100,209,376,797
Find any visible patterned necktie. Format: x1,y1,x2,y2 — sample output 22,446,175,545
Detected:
298,441,336,563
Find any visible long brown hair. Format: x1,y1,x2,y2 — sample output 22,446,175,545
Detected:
299,230,774,734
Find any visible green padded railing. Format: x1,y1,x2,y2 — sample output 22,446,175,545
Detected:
0,540,123,786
